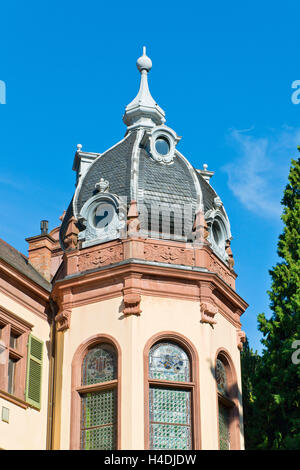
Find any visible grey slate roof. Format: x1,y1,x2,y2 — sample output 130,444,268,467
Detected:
138,147,198,235
0,238,51,292
59,197,74,250
76,132,137,215
139,148,197,204
59,129,228,248
196,172,228,220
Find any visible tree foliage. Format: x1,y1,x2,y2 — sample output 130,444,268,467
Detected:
242,155,300,449
240,338,261,448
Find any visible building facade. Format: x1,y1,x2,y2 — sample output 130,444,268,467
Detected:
0,49,247,450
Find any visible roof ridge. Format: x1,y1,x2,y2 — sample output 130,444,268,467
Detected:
0,237,51,291
0,237,28,260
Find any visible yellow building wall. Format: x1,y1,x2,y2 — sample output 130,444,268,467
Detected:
56,294,244,450
0,292,50,450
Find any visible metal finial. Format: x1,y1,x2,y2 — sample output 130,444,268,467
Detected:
136,46,152,72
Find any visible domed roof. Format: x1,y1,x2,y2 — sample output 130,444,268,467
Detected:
60,48,231,265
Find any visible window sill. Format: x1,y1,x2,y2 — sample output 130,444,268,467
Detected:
0,389,30,410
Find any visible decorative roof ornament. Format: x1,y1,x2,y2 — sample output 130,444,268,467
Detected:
95,178,109,193
123,47,166,132
213,196,223,208
197,163,215,185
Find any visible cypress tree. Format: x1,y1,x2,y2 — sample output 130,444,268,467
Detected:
255,154,300,449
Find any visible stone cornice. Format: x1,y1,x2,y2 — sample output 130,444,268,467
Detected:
52,259,248,331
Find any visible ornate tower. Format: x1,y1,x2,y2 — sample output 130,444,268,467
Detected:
51,48,247,450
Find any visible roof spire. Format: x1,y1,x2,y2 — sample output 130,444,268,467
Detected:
123,47,165,132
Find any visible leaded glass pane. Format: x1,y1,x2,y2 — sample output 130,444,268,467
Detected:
149,342,190,382
219,401,230,450
149,387,192,450
82,343,117,385
80,389,117,450
216,358,227,395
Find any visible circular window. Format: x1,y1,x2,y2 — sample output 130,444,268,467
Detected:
93,202,116,229
155,136,170,155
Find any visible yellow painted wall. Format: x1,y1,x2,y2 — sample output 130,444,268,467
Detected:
0,292,50,450
57,294,244,450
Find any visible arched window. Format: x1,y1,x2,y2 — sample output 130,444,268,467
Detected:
215,352,240,450
147,340,197,450
70,336,121,450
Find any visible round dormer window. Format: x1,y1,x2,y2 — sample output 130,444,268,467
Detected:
155,136,170,156
148,126,179,164
92,202,116,229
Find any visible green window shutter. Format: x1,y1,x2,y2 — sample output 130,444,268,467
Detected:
25,334,43,409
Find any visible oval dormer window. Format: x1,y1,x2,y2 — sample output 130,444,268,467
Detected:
155,136,170,156
212,220,223,247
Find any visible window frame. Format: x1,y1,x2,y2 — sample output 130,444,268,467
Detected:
70,334,121,450
0,307,32,406
144,332,201,450
215,349,241,450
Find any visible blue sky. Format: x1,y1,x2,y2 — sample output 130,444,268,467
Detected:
1,1,299,352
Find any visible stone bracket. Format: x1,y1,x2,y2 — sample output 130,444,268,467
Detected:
200,302,218,325
54,288,73,332
237,330,246,350
123,273,142,316
123,293,142,316
198,281,218,325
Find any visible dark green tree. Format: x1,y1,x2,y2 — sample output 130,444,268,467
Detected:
255,155,300,449
241,338,261,449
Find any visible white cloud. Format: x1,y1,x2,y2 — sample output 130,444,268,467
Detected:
222,126,300,218
0,175,24,190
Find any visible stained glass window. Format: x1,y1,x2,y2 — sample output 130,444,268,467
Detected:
82,343,117,385
149,342,190,382
216,358,227,395
80,389,117,450
149,388,192,450
148,342,193,450
216,356,232,450
219,402,230,450
80,343,118,450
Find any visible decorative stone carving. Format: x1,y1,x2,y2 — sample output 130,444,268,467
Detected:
55,308,71,332
78,193,126,247
192,210,209,244
237,330,246,350
225,239,235,271
123,293,142,315
122,273,142,316
209,256,234,287
144,244,194,266
213,196,223,209
200,302,218,325
64,216,79,250
78,245,123,271
204,196,231,264
95,178,109,193
127,200,141,238
54,288,72,332
210,257,227,278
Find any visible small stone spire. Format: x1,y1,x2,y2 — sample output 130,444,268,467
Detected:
123,47,165,131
